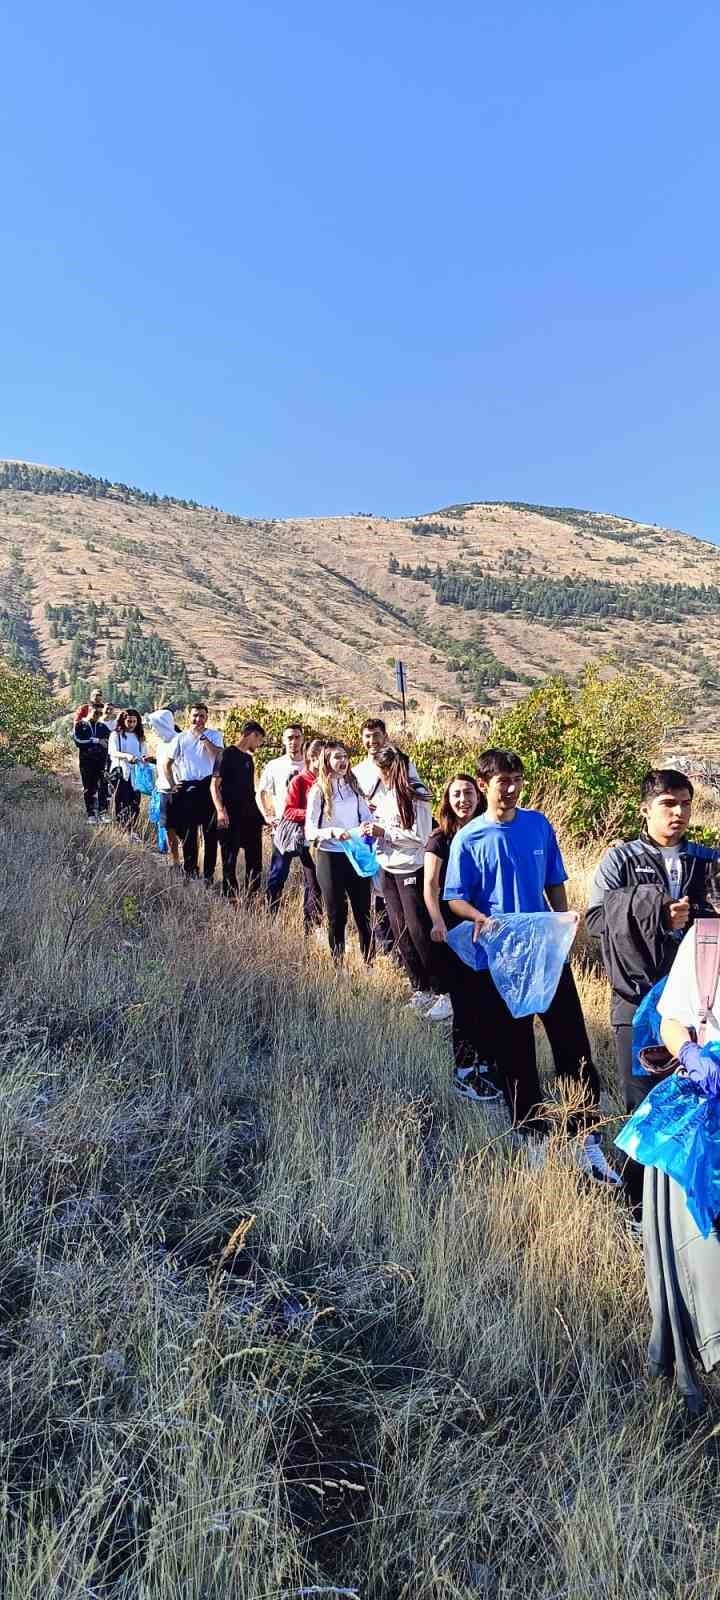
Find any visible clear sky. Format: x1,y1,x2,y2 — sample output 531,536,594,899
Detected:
2,1,718,535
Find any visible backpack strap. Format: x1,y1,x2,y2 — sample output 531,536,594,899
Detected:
694,919,720,1044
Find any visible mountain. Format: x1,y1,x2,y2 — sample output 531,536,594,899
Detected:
2,459,720,723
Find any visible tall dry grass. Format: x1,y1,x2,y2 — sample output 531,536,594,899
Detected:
1,772,720,1598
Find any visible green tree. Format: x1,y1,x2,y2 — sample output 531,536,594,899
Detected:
0,663,57,769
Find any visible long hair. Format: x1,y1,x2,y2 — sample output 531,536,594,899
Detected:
438,772,482,837
316,741,361,815
116,708,146,743
376,744,426,831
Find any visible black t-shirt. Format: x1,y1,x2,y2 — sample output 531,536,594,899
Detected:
218,747,260,828
425,827,461,928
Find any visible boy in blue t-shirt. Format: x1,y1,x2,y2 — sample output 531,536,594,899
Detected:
444,748,618,1183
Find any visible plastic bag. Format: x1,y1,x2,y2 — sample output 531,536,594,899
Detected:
632,978,668,1076
616,1061,720,1236
130,762,155,795
340,829,379,879
448,912,577,1017
148,787,163,825
156,824,169,855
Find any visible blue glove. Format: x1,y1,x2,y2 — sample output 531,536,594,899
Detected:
678,1041,720,1097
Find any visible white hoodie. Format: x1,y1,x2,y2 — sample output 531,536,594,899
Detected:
373,784,433,874
146,709,177,793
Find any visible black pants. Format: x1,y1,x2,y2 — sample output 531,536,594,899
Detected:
112,774,140,830
79,754,108,818
220,823,263,899
372,894,395,956
614,1020,651,1215
381,867,447,993
315,850,373,962
170,779,218,882
446,946,482,1071
459,963,600,1135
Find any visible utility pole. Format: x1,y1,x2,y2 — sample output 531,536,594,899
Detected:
394,659,407,727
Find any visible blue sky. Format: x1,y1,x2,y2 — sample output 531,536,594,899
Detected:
2,1,719,535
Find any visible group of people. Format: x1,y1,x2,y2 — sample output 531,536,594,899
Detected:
74,690,720,1209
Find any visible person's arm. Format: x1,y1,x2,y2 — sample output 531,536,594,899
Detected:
305,785,348,843
210,763,229,828
446,898,489,941
161,735,179,791
659,1016,692,1057
545,883,568,912
284,773,307,823
376,798,432,850
585,846,626,939
108,731,121,767
444,834,489,941
423,853,447,943
257,765,278,824
73,714,92,749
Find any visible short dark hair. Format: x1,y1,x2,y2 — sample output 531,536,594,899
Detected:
241,720,265,737
283,723,303,736
476,747,524,784
190,701,208,714
641,767,694,803
361,717,386,734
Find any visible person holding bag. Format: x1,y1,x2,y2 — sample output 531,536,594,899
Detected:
371,745,441,1013
108,709,150,835
305,741,376,962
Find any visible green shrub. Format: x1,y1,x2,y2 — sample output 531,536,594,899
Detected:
0,662,58,769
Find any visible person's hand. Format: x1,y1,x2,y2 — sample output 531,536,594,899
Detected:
471,913,489,944
335,830,351,841
678,1040,720,1095
126,754,136,763
368,821,386,838
664,896,690,932
216,807,230,831
430,919,447,944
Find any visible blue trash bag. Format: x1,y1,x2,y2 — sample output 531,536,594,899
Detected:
340,829,379,879
156,824,169,854
448,912,577,1017
447,920,490,972
632,977,668,1077
148,787,163,825
616,1057,720,1236
130,762,155,795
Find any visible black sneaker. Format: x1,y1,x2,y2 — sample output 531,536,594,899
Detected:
453,1065,502,1103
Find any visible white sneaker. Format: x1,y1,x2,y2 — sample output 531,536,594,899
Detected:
425,994,453,1022
405,991,435,1011
86,815,98,825
575,1135,622,1186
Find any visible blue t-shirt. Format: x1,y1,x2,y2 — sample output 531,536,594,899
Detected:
443,808,567,969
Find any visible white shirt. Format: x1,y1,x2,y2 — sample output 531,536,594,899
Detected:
353,754,421,801
657,924,720,1043
373,786,433,874
660,844,683,902
167,729,223,782
305,780,372,851
108,730,148,781
258,755,305,819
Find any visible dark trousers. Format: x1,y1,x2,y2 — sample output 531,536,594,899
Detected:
381,867,447,993
220,823,263,899
446,947,481,1071
266,845,322,929
372,894,395,956
315,849,373,962
79,754,108,818
614,1020,651,1215
171,779,218,882
459,963,600,1135
112,774,140,830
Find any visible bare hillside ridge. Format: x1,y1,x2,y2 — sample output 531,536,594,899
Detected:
1,460,719,721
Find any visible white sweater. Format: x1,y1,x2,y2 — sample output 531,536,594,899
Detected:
373,785,433,873
108,730,148,781
305,780,372,852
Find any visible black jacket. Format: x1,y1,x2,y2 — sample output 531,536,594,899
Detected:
586,836,720,1023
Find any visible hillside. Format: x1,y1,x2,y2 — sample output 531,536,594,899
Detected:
2,460,720,723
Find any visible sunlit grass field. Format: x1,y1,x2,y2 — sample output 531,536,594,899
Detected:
2,768,720,1598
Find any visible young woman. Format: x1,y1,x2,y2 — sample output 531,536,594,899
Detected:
372,745,441,1011
276,737,324,929
108,709,150,833
424,773,500,1101
305,741,375,962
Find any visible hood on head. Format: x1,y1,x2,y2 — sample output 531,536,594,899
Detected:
146,709,176,742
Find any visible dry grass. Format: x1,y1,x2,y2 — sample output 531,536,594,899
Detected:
2,772,720,1598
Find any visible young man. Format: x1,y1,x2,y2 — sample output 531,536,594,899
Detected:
146,709,182,865
586,767,720,1211
211,720,266,899
352,717,422,959
444,747,619,1182
73,688,111,822
259,725,308,915
162,703,224,882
